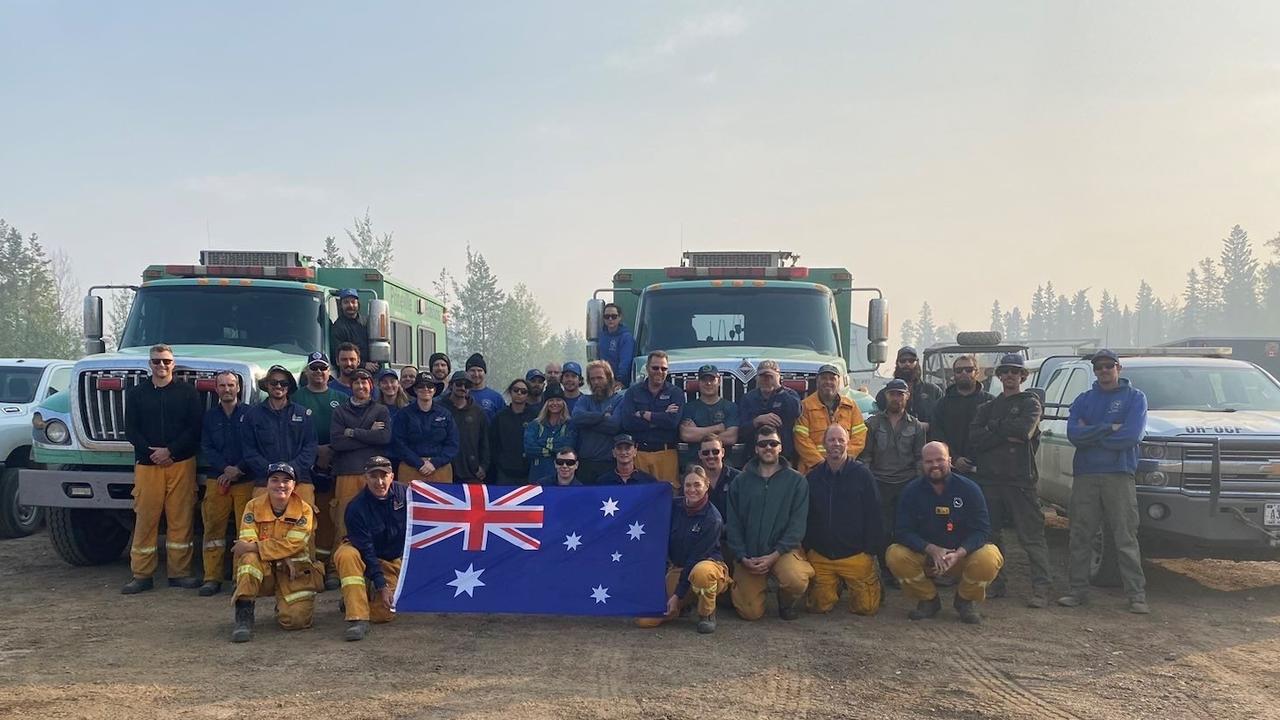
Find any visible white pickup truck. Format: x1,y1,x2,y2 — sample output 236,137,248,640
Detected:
0,359,74,537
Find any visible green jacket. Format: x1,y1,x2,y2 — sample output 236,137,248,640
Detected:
294,386,345,443
725,457,809,559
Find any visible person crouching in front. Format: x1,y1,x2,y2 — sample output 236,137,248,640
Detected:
333,456,406,641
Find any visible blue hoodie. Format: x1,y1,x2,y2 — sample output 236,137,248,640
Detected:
1067,378,1148,476
599,324,636,386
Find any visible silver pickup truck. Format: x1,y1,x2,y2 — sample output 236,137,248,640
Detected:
0,359,74,538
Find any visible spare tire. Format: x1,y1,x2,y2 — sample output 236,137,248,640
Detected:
956,331,1002,346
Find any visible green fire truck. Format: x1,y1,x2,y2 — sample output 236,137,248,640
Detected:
19,250,445,566
585,250,888,455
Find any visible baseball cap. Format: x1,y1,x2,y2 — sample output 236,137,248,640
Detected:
818,363,841,376
525,368,546,382
364,456,393,474
562,361,583,377
884,378,910,393
306,351,330,369
449,370,474,387
375,368,398,381
1091,349,1120,365
412,374,444,396
613,433,635,447
338,288,359,301
697,364,719,378
996,353,1027,370
897,346,919,360
266,462,297,480
757,359,781,375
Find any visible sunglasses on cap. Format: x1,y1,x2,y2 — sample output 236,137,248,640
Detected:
554,458,578,467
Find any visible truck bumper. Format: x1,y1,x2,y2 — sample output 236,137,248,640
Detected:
1138,491,1280,556
19,468,138,510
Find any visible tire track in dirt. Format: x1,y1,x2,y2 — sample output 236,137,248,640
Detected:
939,630,1081,720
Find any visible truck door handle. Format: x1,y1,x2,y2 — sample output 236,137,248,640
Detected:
1042,429,1053,436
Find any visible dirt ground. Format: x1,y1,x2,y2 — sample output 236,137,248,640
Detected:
2,524,1279,720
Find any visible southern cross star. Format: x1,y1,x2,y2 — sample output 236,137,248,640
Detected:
590,585,610,604
563,532,582,551
447,563,486,598
600,498,619,517
611,551,622,562
627,521,645,540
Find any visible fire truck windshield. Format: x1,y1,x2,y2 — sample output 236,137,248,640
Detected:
636,286,840,355
119,285,327,355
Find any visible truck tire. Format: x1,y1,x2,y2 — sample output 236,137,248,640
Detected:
1090,525,1122,587
0,466,44,538
47,507,130,566
956,331,1002,346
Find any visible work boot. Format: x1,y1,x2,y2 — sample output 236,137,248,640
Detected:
954,595,982,625
778,593,803,621
168,576,201,589
1026,591,1049,609
324,574,341,592
908,595,942,621
1128,599,1151,615
344,620,370,641
1056,592,1088,608
987,581,1007,598
696,612,717,634
121,577,154,595
198,581,222,597
231,600,255,643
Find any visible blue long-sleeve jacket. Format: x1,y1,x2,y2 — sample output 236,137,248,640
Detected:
1067,378,1148,476
895,472,991,555
570,392,623,462
523,419,576,482
667,499,724,597
738,387,802,459
343,483,407,590
617,381,685,447
200,404,248,480
240,401,318,485
392,402,459,470
599,325,635,386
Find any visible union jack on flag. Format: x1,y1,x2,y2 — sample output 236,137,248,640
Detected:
408,481,545,552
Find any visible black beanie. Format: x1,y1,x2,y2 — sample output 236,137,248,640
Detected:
466,353,486,372
428,352,451,372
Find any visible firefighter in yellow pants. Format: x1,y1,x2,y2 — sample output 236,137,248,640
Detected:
806,550,881,615
334,456,405,641
122,345,204,595
635,561,731,631
230,463,321,642
198,370,252,596
200,480,253,592
327,366,394,563
804,425,883,616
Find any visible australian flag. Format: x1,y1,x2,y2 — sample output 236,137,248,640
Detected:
394,481,672,616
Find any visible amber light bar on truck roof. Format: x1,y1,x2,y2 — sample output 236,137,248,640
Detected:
663,266,810,280
159,265,316,281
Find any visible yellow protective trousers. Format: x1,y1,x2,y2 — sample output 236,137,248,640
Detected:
636,560,731,628
233,493,319,630
333,541,401,623
329,474,366,558
130,458,197,579
200,481,253,583
635,449,679,492
886,542,1005,603
313,488,334,570
731,549,815,621
398,462,453,484
806,549,881,615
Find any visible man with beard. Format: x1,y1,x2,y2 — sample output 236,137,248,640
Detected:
738,359,802,465
198,370,250,596
969,353,1050,606
794,364,866,474
525,368,547,408
241,366,318,517
887,442,1003,624
465,353,506,422
570,360,623,484
726,425,814,621
428,352,452,384
875,346,943,424
859,378,927,585
544,362,563,388
329,343,363,397
560,361,586,413
929,355,994,476
329,288,373,371
445,370,491,483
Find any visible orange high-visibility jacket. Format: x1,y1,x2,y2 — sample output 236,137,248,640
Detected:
794,392,867,474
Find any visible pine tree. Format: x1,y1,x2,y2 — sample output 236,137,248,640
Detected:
1005,307,1025,340
1070,289,1094,337
0,220,80,358
1219,224,1260,333
989,300,1005,337
1180,269,1204,337
318,236,346,268
916,302,937,348
1134,280,1158,345
1097,290,1121,345
899,319,918,348
1198,257,1224,329
1053,294,1072,339
346,211,394,272
1028,285,1047,341
107,289,133,350
450,245,506,363
1119,305,1134,346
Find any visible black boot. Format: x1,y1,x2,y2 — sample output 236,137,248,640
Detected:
231,600,255,643
344,620,370,641
198,581,222,597
121,577,154,595
954,594,982,625
696,611,717,634
168,576,201,589
908,595,942,621
778,592,803,621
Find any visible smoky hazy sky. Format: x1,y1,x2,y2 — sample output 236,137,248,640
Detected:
2,2,1278,346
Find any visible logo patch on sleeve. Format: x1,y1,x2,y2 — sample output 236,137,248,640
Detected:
243,513,255,524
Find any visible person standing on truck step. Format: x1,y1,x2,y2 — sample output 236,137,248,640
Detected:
794,364,867,475
929,355,993,476
122,344,204,595
726,425,815,621
446,370,491,483
329,368,392,568
333,456,406,642
886,442,1004,625
230,462,321,642
1058,349,1151,615
490,379,537,484
465,353,506,422
596,434,659,485
523,384,576,483
875,346,943,425
859,378,927,587
198,370,251,597
525,368,547,409
618,350,685,489
570,360,623,484
805,425,884,616
329,288,373,371
293,352,346,586
968,353,1051,607
560,361,586,413
679,365,740,469
599,302,635,389
392,374,458,483
738,359,802,466
428,352,452,384
242,366,318,519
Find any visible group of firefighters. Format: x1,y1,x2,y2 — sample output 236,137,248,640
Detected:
118,293,1152,641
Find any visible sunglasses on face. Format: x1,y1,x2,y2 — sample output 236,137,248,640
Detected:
1094,363,1117,371
954,367,976,374
554,459,578,467
603,314,619,319
699,449,721,457
267,380,290,388
308,364,328,371
452,382,468,388
650,365,669,372
511,388,529,395
150,359,174,366
756,440,781,449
